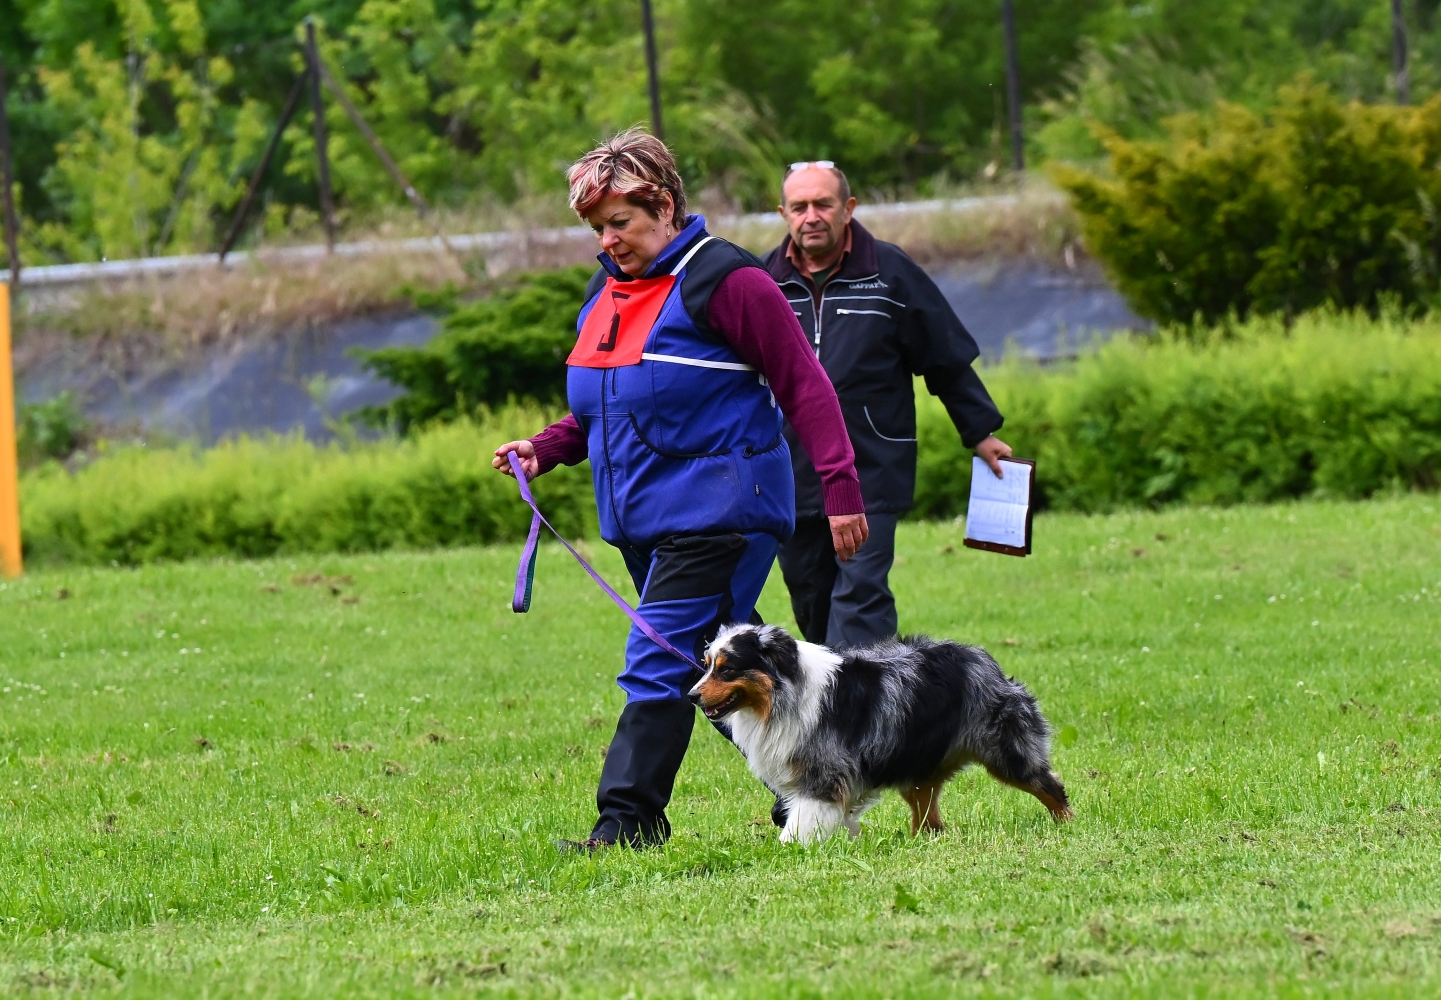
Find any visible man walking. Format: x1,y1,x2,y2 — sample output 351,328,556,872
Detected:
765,162,1012,648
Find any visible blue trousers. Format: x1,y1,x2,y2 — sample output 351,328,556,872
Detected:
616,531,780,701
589,531,780,845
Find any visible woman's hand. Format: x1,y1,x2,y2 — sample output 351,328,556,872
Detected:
493,440,539,481
829,512,869,562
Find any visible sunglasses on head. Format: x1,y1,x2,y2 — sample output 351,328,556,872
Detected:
786,160,836,174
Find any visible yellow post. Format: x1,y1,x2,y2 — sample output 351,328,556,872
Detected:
0,282,20,577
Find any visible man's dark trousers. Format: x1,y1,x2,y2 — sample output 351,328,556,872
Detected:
778,513,898,648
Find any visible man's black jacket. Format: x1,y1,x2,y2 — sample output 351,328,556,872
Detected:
763,219,1003,517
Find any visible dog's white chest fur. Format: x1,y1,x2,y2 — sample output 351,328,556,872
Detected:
727,641,839,794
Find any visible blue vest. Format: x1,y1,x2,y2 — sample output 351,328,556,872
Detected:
567,217,795,549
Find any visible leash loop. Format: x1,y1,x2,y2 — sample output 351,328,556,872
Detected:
507,451,698,667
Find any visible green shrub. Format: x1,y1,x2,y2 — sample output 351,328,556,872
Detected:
357,267,592,433
17,392,90,467
1054,80,1441,325
20,407,594,567
914,310,1441,517
20,313,1441,566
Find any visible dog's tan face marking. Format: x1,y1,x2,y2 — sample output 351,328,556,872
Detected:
694,648,774,722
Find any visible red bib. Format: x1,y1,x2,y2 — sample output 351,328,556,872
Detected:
567,275,675,369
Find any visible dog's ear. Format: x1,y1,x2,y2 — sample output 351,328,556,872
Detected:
754,625,800,680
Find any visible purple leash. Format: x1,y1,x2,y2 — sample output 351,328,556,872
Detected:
507,451,698,667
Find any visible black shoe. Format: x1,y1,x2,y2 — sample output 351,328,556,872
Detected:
771,795,789,828
556,837,614,854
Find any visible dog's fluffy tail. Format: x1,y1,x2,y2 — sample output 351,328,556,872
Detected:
975,663,1073,822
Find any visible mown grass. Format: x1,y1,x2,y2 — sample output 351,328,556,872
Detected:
0,495,1438,998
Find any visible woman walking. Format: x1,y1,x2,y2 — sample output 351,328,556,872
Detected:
494,128,866,851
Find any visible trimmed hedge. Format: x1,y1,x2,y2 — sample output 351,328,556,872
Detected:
19,311,1441,566
915,309,1441,517
20,409,594,567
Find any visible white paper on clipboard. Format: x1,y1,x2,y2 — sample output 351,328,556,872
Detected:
963,457,1033,551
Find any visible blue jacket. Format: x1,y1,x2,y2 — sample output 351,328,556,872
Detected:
567,216,795,550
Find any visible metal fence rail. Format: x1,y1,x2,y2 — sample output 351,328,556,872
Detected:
0,195,1035,290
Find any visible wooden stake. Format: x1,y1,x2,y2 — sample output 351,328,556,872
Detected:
1392,0,1410,105
305,19,337,251
1001,0,1024,172
0,283,20,578
0,52,21,290
640,0,665,141
219,69,309,262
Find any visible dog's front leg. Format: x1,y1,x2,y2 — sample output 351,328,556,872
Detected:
780,798,847,844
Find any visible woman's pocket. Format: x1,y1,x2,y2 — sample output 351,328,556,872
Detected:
607,414,744,542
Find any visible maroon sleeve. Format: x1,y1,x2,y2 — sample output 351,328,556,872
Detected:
529,413,588,475
707,267,865,516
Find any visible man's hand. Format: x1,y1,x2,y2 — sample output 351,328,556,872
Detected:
493,440,539,481
975,435,1013,478
829,512,869,562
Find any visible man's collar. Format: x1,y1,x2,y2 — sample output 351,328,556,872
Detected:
596,214,709,281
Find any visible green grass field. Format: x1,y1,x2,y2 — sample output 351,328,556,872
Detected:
1,496,1438,998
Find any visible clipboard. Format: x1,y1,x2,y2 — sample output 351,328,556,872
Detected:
962,457,1035,557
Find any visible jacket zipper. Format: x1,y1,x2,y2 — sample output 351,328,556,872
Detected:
783,280,825,353
815,282,829,354
803,272,883,357
599,368,632,545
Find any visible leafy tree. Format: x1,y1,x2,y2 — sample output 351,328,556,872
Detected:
32,0,269,260
13,0,1441,265
682,0,1112,188
282,0,480,211
286,0,778,211
1038,0,1441,161
2,0,389,255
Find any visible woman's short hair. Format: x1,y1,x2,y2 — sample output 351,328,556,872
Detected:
567,127,687,229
